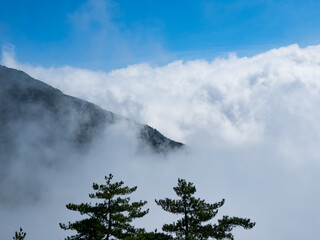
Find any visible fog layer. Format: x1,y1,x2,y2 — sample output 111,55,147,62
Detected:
1,44,320,240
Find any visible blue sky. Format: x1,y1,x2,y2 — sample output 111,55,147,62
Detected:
1,0,320,70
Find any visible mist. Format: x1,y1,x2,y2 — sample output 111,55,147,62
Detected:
2,44,320,240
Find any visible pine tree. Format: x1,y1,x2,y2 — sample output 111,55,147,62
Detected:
13,227,26,240
155,179,255,240
124,229,173,240
60,174,149,240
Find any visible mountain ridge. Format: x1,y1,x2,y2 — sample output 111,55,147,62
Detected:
0,65,183,160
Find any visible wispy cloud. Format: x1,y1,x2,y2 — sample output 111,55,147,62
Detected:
63,0,169,69
68,0,113,32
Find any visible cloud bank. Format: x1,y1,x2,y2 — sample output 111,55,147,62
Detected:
4,44,320,148
2,44,320,240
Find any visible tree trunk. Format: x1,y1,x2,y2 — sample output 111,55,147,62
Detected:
184,205,189,240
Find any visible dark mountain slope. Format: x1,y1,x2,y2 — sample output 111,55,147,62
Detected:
0,65,183,162
0,65,183,205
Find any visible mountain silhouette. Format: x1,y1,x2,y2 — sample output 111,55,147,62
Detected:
0,65,183,161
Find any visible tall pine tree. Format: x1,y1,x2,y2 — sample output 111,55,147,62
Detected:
60,174,149,240
155,179,255,240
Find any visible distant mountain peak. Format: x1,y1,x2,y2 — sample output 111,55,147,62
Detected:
0,65,183,160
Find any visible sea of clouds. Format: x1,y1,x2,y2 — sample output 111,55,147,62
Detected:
1,44,320,240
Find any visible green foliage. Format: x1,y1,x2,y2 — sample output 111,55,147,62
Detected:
210,216,255,240
13,228,26,240
155,179,255,240
60,174,149,240
124,230,173,240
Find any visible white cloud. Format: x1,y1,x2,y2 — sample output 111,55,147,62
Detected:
4,44,320,146
3,44,320,240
